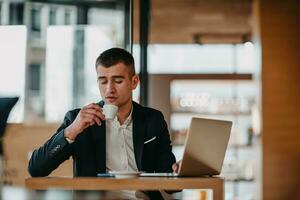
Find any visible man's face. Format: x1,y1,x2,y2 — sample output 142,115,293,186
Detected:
96,62,139,108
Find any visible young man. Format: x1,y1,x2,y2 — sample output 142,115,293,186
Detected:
28,48,178,199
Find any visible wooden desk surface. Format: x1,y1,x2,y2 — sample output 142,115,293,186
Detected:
26,177,224,199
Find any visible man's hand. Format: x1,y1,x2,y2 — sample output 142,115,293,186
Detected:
64,103,105,140
172,160,182,173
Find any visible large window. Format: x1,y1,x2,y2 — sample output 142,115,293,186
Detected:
0,26,27,122
45,25,116,121
133,43,257,74
0,0,132,122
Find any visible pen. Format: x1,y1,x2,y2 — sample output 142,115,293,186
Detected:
97,173,115,177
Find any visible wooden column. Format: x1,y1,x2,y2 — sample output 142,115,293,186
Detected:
256,0,300,199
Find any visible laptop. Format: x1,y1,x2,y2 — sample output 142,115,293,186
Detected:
140,117,232,177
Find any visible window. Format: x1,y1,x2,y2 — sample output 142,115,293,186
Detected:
9,2,24,25
28,64,41,91
49,8,57,25
31,8,41,32
1,1,132,122
64,9,71,25
45,26,116,122
0,3,2,24
0,26,27,122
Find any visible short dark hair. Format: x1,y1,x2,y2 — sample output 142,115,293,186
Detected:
95,48,135,77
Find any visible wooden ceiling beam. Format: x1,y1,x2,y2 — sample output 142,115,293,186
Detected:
133,0,253,44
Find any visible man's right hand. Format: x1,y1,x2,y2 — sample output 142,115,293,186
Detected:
64,103,105,141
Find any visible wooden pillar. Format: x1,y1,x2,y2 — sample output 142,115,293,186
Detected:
255,0,300,199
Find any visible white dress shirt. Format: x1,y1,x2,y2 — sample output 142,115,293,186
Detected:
104,107,168,200
105,107,138,172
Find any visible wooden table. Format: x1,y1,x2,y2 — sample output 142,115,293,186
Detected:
25,177,224,200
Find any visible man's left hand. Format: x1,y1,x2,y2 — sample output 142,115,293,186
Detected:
172,160,182,173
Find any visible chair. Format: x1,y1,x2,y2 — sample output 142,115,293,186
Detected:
0,97,19,155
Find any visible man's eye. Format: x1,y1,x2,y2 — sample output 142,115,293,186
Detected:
100,81,107,84
115,79,123,84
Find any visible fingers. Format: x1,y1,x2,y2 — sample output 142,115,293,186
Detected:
82,103,105,122
69,103,106,136
76,102,108,130
83,107,105,121
84,103,101,111
172,163,178,172
172,160,182,173
82,113,102,126
87,103,102,111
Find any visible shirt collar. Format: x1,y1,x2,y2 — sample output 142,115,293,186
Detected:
113,106,133,127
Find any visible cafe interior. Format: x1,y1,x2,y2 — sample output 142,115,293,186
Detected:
0,0,299,199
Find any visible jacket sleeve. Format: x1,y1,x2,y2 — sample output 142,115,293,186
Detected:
28,110,77,177
154,112,176,172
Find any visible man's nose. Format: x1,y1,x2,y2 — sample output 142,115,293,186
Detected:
106,82,116,93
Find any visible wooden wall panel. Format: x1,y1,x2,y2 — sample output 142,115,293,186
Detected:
257,0,300,199
3,124,72,186
133,0,252,44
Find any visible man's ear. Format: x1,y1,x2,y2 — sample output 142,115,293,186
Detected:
131,75,139,89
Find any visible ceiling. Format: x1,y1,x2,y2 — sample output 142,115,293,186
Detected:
133,0,253,44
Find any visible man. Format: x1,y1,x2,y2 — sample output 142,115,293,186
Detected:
28,48,179,199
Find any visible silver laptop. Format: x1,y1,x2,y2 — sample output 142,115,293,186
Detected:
140,117,232,177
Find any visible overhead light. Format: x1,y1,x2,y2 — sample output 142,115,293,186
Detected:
244,41,254,48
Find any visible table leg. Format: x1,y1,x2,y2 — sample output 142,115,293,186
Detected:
212,181,224,200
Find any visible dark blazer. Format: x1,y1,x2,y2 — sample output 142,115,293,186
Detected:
28,101,176,177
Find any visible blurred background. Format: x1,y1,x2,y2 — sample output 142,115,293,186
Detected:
0,0,299,200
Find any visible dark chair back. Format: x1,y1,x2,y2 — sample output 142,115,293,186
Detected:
0,97,19,154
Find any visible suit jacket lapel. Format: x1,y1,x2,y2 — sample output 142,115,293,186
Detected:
132,102,145,170
91,122,106,173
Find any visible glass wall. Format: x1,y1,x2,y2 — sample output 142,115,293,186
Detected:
133,43,257,74
0,0,131,122
45,25,116,122
0,25,27,122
